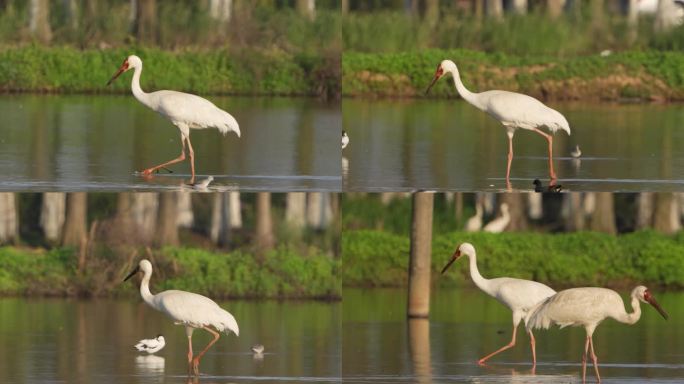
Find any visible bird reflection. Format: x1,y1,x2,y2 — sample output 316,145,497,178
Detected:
135,354,165,374
408,318,432,384
342,156,349,179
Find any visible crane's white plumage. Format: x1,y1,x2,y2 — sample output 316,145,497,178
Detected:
124,259,239,375
135,335,166,354
527,286,668,382
483,203,510,233
426,59,570,182
108,55,240,184
441,243,556,366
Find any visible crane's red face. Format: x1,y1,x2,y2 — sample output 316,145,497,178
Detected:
440,245,463,275
643,290,669,320
425,65,445,95
107,58,130,86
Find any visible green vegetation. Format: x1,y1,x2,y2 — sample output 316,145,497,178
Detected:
342,230,684,289
0,45,338,97
0,245,340,299
343,48,684,100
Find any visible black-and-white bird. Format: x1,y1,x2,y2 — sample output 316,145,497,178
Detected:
342,131,349,149
571,145,582,158
134,335,166,354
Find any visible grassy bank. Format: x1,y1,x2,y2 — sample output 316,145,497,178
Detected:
342,230,684,289
0,245,340,300
0,45,339,98
342,49,684,101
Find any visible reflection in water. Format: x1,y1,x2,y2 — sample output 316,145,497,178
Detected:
134,355,165,374
408,318,432,383
0,95,341,191
343,99,684,191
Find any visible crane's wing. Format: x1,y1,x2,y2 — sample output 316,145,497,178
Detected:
153,290,239,336
150,90,240,137
492,277,556,312
480,90,570,134
527,287,621,330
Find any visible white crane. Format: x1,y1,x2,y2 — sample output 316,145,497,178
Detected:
483,203,510,233
108,55,240,185
426,60,570,183
527,286,668,383
124,259,239,376
464,200,483,232
441,243,556,366
342,130,349,149
134,335,166,354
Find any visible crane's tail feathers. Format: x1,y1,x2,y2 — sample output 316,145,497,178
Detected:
213,307,240,336
217,110,240,138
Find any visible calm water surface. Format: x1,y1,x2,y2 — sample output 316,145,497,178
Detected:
343,99,684,192
0,95,341,192
0,298,341,383
343,288,684,383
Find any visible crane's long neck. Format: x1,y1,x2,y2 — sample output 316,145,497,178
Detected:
615,295,642,325
139,270,156,308
466,252,493,295
450,69,484,111
130,65,152,108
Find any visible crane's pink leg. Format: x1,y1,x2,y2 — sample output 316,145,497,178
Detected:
582,335,590,383
528,329,537,368
140,136,187,176
505,130,514,188
186,136,196,185
191,326,220,375
478,323,517,365
187,334,194,375
532,128,557,180
589,336,601,382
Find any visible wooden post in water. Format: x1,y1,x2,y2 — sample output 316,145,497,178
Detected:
407,192,434,319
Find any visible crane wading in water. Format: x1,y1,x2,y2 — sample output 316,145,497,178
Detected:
124,259,239,376
107,55,240,184
441,243,556,367
425,60,570,185
527,286,668,383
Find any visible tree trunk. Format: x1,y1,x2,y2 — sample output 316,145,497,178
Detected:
0,193,18,244
511,0,527,13
626,0,638,43
424,0,439,28
546,0,566,18
41,192,66,242
255,192,274,256
133,0,157,43
29,0,52,43
527,193,543,220
307,192,333,230
229,192,242,228
62,193,87,266
655,0,680,32
156,193,178,246
590,192,616,234
653,193,680,234
296,0,315,20
209,0,232,21
176,192,194,228
407,192,433,319
341,0,349,14
454,192,464,225
286,192,307,228
485,0,503,19
132,193,158,243
636,192,654,230
210,193,231,247
63,0,78,29
500,193,528,231
564,193,585,231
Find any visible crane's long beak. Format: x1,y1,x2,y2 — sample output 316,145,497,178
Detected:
425,75,440,96
123,265,140,282
107,66,126,86
440,250,461,275
645,295,669,320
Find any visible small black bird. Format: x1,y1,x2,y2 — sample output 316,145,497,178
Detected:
533,179,562,193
